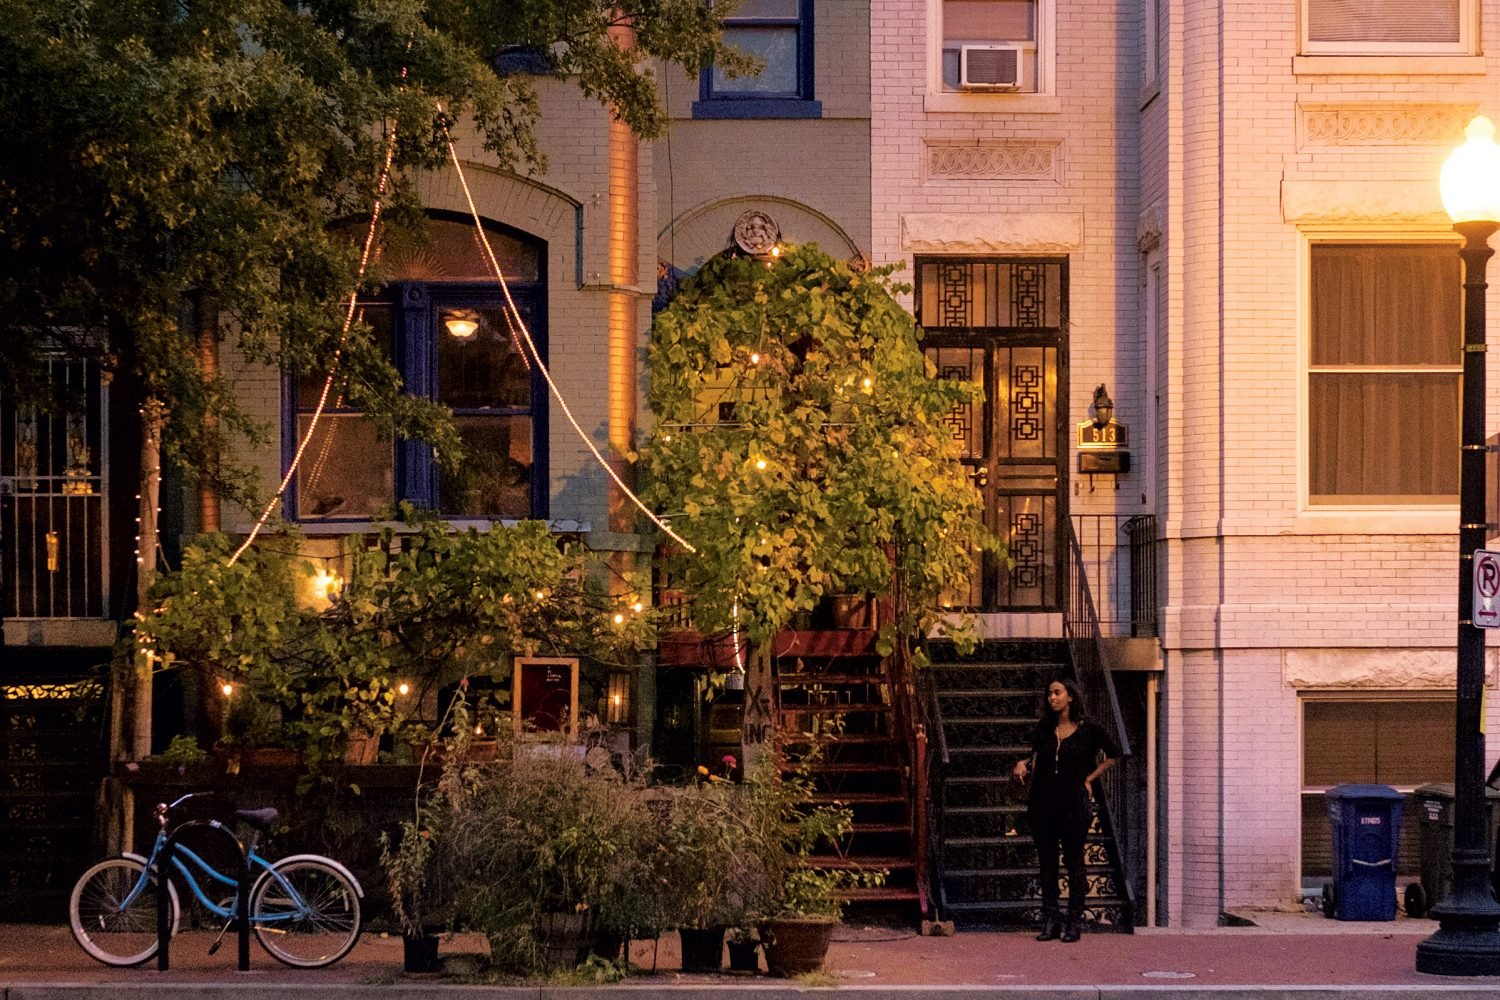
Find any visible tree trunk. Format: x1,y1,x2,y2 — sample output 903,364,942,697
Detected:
131,396,166,761
196,295,221,533
741,645,774,774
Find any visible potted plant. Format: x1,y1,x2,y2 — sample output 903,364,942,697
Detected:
659,765,761,972
740,754,884,977
726,926,760,973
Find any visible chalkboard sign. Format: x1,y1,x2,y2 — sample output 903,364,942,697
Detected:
513,657,579,741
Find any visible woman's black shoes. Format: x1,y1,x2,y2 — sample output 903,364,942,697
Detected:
1060,918,1083,943
1035,915,1063,941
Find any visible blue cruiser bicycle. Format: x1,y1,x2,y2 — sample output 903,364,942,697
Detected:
68,792,363,968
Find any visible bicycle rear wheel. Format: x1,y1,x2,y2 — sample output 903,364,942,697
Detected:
69,856,181,967
250,857,362,967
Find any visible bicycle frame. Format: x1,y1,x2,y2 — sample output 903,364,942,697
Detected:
116,830,310,927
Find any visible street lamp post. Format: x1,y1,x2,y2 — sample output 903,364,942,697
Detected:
1417,115,1500,977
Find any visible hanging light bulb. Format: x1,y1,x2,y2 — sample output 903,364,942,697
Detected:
312,568,343,602
755,458,767,470
749,352,760,365
221,682,235,698
397,682,411,697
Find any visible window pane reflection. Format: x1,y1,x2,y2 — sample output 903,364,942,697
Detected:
440,415,532,518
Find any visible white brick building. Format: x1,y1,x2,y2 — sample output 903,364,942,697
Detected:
873,0,1500,926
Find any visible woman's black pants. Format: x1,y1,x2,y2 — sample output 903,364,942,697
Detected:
1028,796,1091,919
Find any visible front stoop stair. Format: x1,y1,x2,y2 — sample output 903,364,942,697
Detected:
774,630,924,914
926,639,1131,931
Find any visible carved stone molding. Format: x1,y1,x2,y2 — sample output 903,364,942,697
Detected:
1136,201,1165,252
900,212,1083,253
1284,648,1499,690
1281,180,1447,225
925,139,1062,182
1299,103,1477,147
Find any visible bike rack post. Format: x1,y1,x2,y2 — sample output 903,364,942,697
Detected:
157,819,252,972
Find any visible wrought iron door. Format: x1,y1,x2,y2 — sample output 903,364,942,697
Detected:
919,259,1068,612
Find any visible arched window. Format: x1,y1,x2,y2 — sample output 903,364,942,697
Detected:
289,213,546,521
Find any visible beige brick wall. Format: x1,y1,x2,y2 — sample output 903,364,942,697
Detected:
654,0,871,268
221,75,654,546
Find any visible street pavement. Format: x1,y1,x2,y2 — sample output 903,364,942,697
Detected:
4,911,1500,999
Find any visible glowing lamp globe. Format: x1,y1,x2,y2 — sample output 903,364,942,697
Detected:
1440,116,1500,225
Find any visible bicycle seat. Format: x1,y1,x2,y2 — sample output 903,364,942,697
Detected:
232,807,279,831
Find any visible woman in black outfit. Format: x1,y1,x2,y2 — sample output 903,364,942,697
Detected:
1011,677,1119,942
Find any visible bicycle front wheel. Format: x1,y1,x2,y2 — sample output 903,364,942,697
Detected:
250,857,362,967
69,856,181,967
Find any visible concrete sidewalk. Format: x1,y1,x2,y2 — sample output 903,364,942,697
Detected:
4,912,1500,999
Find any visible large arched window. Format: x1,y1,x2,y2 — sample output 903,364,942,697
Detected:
289,213,546,521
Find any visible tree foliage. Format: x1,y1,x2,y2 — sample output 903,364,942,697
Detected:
0,0,750,501
641,245,997,653
136,509,652,766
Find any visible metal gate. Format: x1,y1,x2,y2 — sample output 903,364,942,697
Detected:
918,258,1069,612
0,674,107,920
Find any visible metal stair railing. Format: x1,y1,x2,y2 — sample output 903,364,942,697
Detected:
1063,520,1136,927
917,662,951,917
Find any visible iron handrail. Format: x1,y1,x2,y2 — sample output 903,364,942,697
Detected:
1063,520,1136,925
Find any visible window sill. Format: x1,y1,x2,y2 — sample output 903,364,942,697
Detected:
1293,55,1487,76
1138,80,1161,111
690,99,822,120
923,92,1060,115
1292,508,1457,535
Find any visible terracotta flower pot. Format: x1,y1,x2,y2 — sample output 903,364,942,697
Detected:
344,730,381,765
758,917,835,977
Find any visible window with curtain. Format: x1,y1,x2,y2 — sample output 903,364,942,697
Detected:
1302,0,1471,55
695,0,820,118
1301,698,1454,880
291,215,546,521
940,0,1040,93
1308,243,1461,506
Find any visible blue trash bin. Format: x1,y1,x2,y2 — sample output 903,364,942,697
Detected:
1323,784,1404,921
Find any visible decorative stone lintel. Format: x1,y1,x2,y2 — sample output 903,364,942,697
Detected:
1283,647,1498,690
900,212,1083,254
1281,180,1448,226
924,139,1062,182
1136,201,1165,252
1299,102,1478,147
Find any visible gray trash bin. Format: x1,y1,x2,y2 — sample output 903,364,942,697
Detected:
1406,782,1500,918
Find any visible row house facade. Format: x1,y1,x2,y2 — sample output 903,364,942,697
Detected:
871,0,1500,927
6,0,1500,929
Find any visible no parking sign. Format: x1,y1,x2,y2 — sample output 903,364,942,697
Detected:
1474,549,1500,628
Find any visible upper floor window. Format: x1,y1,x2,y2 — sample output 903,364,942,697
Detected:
1302,0,1474,55
941,0,1040,94
1308,243,1460,507
290,215,547,522
694,0,821,118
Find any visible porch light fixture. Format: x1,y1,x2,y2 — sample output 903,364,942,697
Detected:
442,309,480,340
1415,114,1500,977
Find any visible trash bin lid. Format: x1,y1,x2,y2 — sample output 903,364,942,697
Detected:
1414,782,1500,801
1324,783,1404,801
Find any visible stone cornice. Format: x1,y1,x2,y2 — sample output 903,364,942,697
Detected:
900,212,1083,253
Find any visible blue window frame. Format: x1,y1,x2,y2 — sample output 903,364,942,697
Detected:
693,0,821,119
286,214,548,523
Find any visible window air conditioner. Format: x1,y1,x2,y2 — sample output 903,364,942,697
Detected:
959,44,1022,90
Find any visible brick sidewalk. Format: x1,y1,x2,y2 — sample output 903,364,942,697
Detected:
4,917,1499,996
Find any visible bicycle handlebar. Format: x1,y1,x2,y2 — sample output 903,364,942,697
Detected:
155,790,217,827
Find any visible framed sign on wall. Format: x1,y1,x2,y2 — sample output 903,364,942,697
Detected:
513,657,580,741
